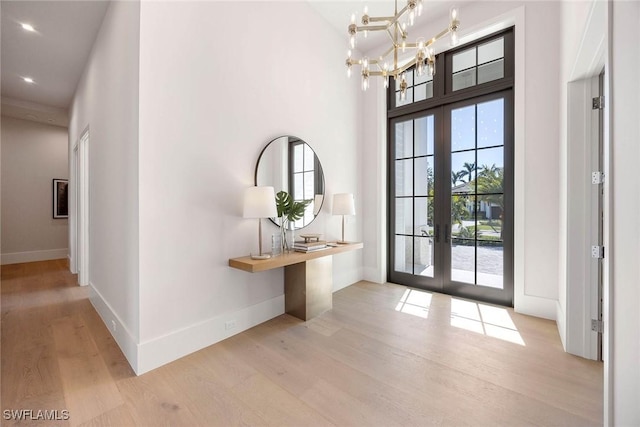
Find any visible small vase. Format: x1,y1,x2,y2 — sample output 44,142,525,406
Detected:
280,219,289,253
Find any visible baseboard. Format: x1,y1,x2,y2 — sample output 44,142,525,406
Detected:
556,300,567,350
136,295,285,375
88,283,139,373
514,293,557,320
1,248,69,265
363,266,385,284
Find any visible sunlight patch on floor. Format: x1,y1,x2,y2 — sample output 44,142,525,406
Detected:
395,289,432,318
450,298,525,346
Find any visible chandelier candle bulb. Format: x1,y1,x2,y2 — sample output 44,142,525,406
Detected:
344,0,460,91
450,6,460,45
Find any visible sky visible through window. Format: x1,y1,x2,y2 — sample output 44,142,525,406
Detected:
451,98,504,178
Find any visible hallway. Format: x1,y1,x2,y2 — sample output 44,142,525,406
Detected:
1,260,602,426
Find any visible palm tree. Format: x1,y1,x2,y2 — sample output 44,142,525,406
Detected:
476,165,504,238
462,162,477,183
451,170,464,186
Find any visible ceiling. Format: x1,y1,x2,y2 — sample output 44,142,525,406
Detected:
308,0,461,54
0,0,458,128
1,0,109,126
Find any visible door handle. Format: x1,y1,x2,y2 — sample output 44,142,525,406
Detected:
445,224,450,243
435,224,440,243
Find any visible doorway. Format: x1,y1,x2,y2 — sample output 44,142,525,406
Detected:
389,91,513,306
77,129,89,286
387,28,514,306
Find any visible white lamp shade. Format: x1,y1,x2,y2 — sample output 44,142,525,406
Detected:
332,193,355,216
243,186,277,218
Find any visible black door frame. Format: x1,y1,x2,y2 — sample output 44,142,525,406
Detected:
386,28,515,306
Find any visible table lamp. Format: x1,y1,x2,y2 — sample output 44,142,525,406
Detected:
243,186,277,259
332,193,355,244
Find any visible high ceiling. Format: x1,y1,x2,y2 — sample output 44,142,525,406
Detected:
0,0,458,127
308,0,459,54
1,0,109,126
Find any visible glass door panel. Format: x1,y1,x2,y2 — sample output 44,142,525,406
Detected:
389,110,441,286
389,92,512,306
444,92,512,305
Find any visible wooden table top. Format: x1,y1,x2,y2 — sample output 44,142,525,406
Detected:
228,242,363,273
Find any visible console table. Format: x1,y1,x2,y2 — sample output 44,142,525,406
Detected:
229,242,363,321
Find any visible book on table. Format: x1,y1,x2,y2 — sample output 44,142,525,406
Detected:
294,246,328,253
293,240,327,252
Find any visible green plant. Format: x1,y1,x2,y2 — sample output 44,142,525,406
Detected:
275,191,311,251
275,191,311,225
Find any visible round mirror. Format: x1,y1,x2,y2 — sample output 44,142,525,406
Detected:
255,136,325,229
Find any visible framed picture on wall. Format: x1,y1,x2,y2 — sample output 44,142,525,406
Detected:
53,179,68,219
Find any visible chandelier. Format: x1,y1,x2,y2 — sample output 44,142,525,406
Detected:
345,0,460,100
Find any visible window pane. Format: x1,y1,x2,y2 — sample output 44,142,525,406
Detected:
293,173,303,199
451,105,475,152
477,149,504,194
452,195,474,238
425,81,434,99
395,70,414,89
477,98,504,148
395,198,413,235
451,238,475,284
414,197,434,237
476,196,503,232
478,38,504,65
395,159,413,196
478,59,504,85
395,87,414,107
415,115,434,157
303,171,314,199
452,47,476,73
395,120,413,159
303,144,314,170
452,69,476,91
451,151,476,192
395,235,413,274
293,144,303,172
477,240,503,288
414,83,427,102
414,237,434,277
414,156,433,196
415,69,433,84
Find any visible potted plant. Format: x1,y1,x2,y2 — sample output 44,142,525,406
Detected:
275,191,311,252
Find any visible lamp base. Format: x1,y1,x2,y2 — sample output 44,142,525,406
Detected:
336,241,349,245
250,254,272,260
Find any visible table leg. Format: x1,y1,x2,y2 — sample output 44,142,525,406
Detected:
284,256,333,321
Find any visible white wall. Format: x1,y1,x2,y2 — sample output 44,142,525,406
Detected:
362,1,561,319
609,2,640,424
68,1,140,370
1,116,69,264
136,1,362,374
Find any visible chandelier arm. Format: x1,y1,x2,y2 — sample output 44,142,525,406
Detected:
390,58,417,76
391,4,411,24
368,15,398,23
355,24,390,32
427,27,452,46
385,28,396,44
378,45,396,60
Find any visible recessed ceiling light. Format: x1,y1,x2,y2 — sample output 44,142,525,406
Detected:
23,77,34,84
21,23,35,32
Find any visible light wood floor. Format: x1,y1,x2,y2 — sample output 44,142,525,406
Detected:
1,260,602,426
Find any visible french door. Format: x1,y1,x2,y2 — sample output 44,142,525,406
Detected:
389,90,513,306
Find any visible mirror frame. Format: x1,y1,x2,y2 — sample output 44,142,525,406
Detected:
254,135,325,229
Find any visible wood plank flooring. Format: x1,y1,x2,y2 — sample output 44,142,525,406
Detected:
1,260,603,426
